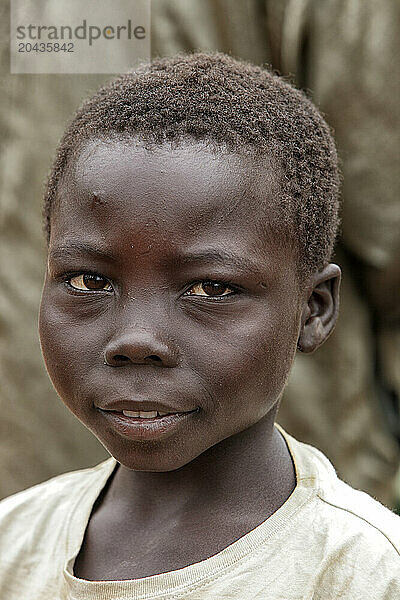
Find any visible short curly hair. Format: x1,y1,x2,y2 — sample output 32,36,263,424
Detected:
43,52,340,277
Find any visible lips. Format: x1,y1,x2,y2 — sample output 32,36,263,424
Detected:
99,406,198,441
121,410,170,418
98,401,196,415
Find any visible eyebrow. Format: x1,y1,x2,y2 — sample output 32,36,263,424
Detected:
48,242,264,276
48,241,117,263
175,249,263,275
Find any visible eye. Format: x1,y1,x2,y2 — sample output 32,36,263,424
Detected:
184,281,235,298
67,273,112,292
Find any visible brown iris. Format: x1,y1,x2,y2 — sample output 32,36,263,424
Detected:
187,281,233,297
82,274,109,290
68,274,112,291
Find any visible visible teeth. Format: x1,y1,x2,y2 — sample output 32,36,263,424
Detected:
122,410,158,418
122,410,140,417
121,410,174,418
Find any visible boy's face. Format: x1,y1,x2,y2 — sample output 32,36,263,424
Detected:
39,139,305,471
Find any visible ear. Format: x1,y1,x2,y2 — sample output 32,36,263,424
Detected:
297,264,341,353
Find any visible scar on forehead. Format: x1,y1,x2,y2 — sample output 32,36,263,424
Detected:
90,194,106,209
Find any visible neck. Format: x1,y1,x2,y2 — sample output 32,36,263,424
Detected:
104,415,296,522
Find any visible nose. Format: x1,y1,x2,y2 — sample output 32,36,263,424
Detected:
104,326,179,368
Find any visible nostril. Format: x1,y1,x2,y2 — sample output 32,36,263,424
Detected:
103,332,178,367
147,355,162,362
106,353,164,366
114,355,130,363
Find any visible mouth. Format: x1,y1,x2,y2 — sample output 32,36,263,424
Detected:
104,409,186,419
98,406,199,441
98,401,196,415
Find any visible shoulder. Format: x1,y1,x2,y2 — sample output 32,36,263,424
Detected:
313,476,400,576
0,458,113,516
282,430,400,557
0,458,115,553
310,485,400,597
282,431,400,596
0,458,116,596
318,475,400,551
308,442,400,552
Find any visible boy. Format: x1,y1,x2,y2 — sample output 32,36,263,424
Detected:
0,52,399,598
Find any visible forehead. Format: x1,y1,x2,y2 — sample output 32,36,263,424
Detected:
51,138,291,268
70,138,255,196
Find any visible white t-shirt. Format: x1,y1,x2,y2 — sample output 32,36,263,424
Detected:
0,427,399,599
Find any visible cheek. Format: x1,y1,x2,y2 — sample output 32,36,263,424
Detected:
188,306,298,413
38,288,102,409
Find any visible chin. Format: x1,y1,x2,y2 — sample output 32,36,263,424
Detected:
113,452,198,472
98,435,203,472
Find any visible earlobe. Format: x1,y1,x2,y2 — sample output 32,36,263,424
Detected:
297,264,341,353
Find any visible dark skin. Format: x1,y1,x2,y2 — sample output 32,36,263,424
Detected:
39,138,340,581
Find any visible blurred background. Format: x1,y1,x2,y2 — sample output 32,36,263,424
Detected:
1,0,399,508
